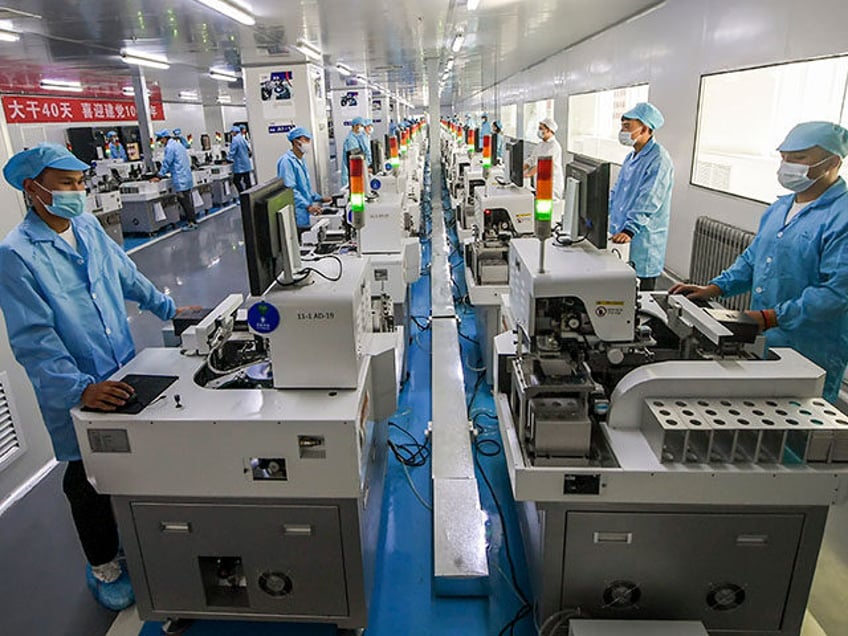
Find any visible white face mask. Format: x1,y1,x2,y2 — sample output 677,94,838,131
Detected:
777,156,831,193
298,142,311,155
618,130,637,147
537,129,546,141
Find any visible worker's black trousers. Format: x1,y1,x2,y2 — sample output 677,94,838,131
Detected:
62,460,119,567
233,172,252,193
639,276,657,291
176,189,197,224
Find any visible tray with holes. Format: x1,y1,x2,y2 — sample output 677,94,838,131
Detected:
642,397,848,465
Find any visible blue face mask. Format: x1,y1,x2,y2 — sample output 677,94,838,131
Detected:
34,181,87,219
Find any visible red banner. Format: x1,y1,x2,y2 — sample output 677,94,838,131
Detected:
1,95,166,124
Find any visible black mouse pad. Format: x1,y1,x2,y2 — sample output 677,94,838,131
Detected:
83,374,178,414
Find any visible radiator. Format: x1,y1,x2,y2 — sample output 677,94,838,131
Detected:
689,217,755,312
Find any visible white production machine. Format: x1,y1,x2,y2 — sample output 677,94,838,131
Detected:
119,178,182,234
71,181,404,632
491,237,848,635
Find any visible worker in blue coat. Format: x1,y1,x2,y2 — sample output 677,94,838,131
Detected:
480,112,492,138
152,129,197,229
173,128,190,149
227,125,253,193
608,102,674,291
671,121,848,404
360,119,374,168
277,127,331,237
0,143,197,612
341,116,369,187
105,131,127,161
492,120,505,163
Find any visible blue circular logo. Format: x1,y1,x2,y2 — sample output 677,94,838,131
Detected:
370,178,382,191
384,161,392,171
247,301,280,334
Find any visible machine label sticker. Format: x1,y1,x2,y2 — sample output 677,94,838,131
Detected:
248,301,281,334
268,124,295,135
596,301,625,318
296,311,336,321
371,178,382,191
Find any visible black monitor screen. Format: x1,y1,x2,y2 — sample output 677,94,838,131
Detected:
565,154,611,250
491,133,499,164
474,127,483,152
240,179,294,296
371,140,384,174
506,139,524,187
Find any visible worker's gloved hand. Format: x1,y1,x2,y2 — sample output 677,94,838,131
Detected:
307,204,322,215
667,283,722,301
611,232,632,244
150,176,161,183
321,196,333,204
82,381,135,411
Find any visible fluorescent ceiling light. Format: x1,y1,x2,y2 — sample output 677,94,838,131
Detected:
336,63,353,76
193,0,255,26
0,29,19,42
355,73,368,83
40,79,83,92
451,33,464,53
217,94,232,104
121,49,170,70
209,67,238,82
467,0,481,10
295,38,323,61
179,90,199,100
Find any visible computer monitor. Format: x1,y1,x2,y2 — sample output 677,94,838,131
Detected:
490,133,499,164
506,139,524,187
371,139,384,174
240,179,300,295
474,127,483,152
564,154,611,250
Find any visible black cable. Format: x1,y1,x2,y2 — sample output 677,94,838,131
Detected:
473,437,532,633
387,421,430,467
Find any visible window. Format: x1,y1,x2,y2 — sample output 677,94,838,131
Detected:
566,84,650,164
693,56,848,203
523,99,555,141
500,104,518,139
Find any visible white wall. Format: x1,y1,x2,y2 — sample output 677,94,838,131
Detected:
459,0,848,278
162,101,205,137
0,112,56,507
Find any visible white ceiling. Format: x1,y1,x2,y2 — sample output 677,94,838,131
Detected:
0,0,661,106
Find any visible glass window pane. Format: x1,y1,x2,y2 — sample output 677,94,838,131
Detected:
693,56,848,203
501,104,517,138
566,84,650,164
523,99,555,140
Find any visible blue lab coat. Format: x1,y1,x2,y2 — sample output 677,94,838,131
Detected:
480,121,492,138
0,211,175,460
277,150,321,228
711,178,848,403
227,133,252,174
108,141,128,161
609,138,674,278
158,138,194,192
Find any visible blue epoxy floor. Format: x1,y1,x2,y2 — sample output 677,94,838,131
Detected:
134,161,535,636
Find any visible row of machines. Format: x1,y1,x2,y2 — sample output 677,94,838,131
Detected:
87,143,238,237
70,120,429,631
439,121,848,635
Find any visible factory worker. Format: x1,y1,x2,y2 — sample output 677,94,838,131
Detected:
226,125,253,193
465,112,473,128
480,112,492,138
105,131,127,161
492,120,505,163
151,129,196,229
608,102,674,291
173,127,190,149
389,118,398,136
277,126,331,237
0,143,198,611
342,116,369,186
523,117,564,198
670,121,848,404
359,118,374,166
